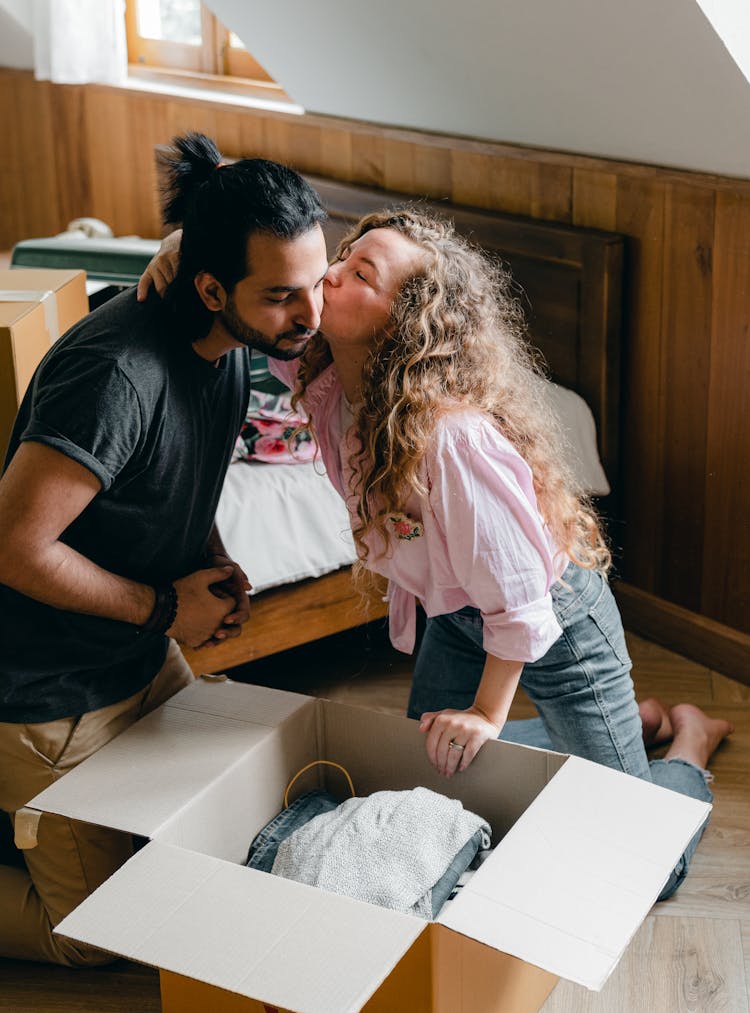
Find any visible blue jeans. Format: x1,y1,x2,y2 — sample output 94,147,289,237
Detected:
246,789,484,916
408,563,713,900
246,790,340,873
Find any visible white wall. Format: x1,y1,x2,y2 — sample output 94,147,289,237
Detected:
210,0,750,178
0,0,34,69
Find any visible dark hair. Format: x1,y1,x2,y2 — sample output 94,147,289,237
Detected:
158,132,326,337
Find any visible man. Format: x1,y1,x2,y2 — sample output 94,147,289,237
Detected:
0,133,329,964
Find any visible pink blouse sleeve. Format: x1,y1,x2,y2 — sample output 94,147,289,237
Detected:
426,417,563,662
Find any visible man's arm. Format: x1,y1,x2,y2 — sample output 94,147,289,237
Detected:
0,442,237,646
0,442,155,623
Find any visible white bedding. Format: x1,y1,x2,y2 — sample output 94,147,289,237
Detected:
215,459,357,595
215,382,610,595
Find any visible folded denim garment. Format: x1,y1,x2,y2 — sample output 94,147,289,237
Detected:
246,789,340,873
246,787,490,917
270,786,491,919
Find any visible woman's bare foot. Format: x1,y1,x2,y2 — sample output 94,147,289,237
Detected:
665,703,734,769
639,698,673,747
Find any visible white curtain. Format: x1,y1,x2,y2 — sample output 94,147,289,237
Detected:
33,0,127,85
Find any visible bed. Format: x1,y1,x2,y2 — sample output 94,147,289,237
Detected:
180,176,625,675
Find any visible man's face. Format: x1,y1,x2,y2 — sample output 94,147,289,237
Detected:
221,224,328,360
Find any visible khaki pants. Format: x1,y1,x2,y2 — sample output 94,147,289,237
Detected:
0,640,194,965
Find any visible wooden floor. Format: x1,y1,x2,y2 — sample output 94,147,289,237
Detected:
2,625,748,1012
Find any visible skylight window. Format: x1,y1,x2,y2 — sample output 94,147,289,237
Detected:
695,0,750,85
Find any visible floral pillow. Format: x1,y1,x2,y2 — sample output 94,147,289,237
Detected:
233,390,316,465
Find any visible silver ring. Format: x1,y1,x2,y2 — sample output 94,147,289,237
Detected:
448,740,465,752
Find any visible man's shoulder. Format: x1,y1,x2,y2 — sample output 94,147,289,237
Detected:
38,289,178,402
53,288,167,362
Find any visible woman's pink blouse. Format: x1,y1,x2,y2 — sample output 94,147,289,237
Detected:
269,359,566,662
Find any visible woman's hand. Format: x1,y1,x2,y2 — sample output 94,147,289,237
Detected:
136,229,183,301
419,706,501,777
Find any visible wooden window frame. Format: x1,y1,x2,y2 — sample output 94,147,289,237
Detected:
125,0,279,89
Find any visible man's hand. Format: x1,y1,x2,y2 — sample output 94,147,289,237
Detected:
136,229,183,301
166,566,238,648
419,706,501,778
195,551,252,648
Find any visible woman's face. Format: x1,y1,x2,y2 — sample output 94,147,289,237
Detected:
320,227,422,349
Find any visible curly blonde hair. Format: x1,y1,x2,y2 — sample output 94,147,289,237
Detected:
293,208,610,574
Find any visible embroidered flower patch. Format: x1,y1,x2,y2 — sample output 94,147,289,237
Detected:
388,512,423,540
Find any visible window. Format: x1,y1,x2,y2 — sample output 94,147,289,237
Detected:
125,0,280,88
695,0,750,86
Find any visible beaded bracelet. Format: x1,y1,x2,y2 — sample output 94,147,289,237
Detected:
140,583,178,635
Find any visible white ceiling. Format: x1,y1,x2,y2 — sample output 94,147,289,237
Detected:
210,0,750,178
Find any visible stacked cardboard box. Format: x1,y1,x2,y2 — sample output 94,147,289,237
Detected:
0,268,88,457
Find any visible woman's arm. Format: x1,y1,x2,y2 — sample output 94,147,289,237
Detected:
415,418,563,776
419,655,523,777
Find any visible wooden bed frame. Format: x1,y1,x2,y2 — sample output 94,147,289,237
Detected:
183,177,625,675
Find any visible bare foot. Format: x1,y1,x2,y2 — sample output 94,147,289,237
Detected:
666,703,734,769
639,698,673,747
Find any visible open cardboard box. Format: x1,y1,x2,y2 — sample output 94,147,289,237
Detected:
28,678,710,1013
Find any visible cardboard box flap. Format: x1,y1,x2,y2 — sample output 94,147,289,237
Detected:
55,840,425,1013
437,755,711,990
28,681,312,838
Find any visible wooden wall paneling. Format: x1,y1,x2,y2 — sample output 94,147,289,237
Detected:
212,108,244,163
13,76,63,241
130,94,172,236
571,168,617,230
349,130,386,188
49,84,91,231
84,88,136,235
0,72,24,248
263,117,322,175
658,183,715,612
383,137,417,193
615,176,667,591
450,149,493,206
701,190,750,632
274,119,323,175
316,124,354,182
238,110,275,165
178,101,221,145
487,155,534,216
579,236,624,510
410,143,452,200
254,115,322,176
261,114,305,168
129,95,171,235
531,163,572,223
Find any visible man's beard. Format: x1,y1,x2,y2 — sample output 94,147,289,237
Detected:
221,298,313,361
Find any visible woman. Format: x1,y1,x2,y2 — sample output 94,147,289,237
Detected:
142,172,731,899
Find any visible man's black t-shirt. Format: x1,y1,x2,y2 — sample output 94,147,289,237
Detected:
0,288,250,722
